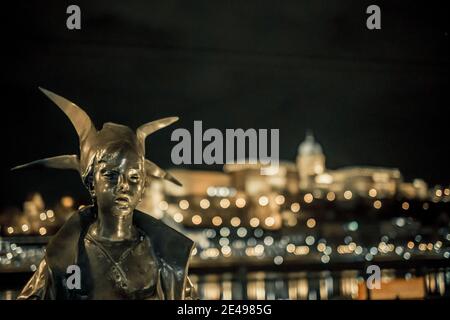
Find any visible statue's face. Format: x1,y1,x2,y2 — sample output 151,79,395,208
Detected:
93,146,145,217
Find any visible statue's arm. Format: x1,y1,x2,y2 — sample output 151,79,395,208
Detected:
17,258,55,300
184,275,199,300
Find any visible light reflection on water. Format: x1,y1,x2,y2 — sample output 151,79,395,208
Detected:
0,268,448,300
189,268,450,300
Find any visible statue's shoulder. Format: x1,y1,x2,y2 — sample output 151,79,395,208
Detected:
134,212,195,263
133,210,195,257
45,206,95,269
133,211,195,300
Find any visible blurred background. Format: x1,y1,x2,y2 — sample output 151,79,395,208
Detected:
1,0,449,299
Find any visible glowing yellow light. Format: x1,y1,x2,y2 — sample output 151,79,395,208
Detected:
46,210,54,218
294,246,310,255
369,188,377,198
286,243,296,253
235,198,246,208
192,215,202,225
245,248,254,257
444,188,450,196
265,217,275,227
230,217,241,227
286,217,298,227
249,217,260,228
303,193,313,204
39,227,47,236
179,200,189,210
7,227,14,234
373,200,382,209
173,213,184,223
158,201,169,211
435,189,442,197
290,202,300,213
21,224,29,232
220,198,231,209
402,202,410,210
275,195,285,205
258,196,269,206
338,245,353,254
407,241,414,249
344,190,353,200
212,216,223,226
418,243,426,251
204,248,220,258
427,243,433,251
39,212,47,221
306,218,316,228
200,199,210,209
255,245,265,256
326,192,336,201
317,243,326,252
61,196,74,208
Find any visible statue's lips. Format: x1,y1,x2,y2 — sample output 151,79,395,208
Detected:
114,196,130,206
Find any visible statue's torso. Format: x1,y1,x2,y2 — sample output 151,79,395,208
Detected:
83,231,162,299
17,208,196,300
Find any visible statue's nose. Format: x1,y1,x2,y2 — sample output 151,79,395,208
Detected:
117,174,130,192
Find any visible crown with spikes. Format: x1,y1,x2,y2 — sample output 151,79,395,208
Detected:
12,87,181,188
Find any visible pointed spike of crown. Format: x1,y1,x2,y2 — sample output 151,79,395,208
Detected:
11,155,80,172
136,117,179,151
39,87,96,142
144,159,182,187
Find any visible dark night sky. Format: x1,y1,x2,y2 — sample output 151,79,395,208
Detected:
1,0,449,208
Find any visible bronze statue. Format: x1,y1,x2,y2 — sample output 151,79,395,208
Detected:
13,88,197,300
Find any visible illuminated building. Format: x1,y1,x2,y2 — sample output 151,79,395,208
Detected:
296,132,428,200
296,132,325,190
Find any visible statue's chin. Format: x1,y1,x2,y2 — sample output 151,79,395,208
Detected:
111,205,134,218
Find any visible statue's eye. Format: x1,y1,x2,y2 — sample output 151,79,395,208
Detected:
102,170,117,180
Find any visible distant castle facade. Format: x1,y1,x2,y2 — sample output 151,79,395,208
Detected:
295,132,428,200
135,132,431,230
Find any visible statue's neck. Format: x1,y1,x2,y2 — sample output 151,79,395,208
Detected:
90,210,137,242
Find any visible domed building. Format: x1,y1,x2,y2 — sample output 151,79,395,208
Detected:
296,131,326,190
295,132,427,200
